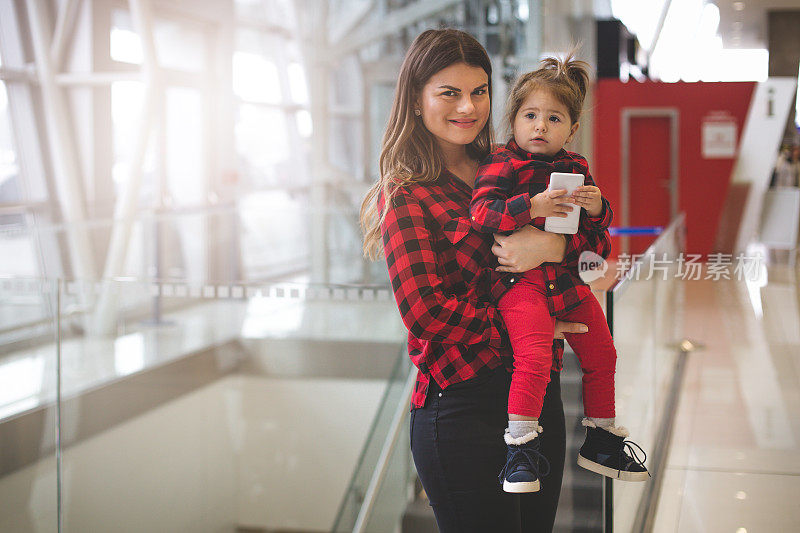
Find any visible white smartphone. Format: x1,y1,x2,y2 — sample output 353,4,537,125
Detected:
544,172,585,234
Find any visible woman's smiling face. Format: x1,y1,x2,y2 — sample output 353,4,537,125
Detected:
417,62,490,152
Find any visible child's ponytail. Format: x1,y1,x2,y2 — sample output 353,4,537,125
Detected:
562,52,590,111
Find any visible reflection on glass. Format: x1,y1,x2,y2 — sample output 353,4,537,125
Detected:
233,52,282,104
241,295,303,338
0,355,45,419
110,25,143,64
114,333,146,376
0,228,38,276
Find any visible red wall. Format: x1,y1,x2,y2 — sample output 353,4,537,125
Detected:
592,80,755,256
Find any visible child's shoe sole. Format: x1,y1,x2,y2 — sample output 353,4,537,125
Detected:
502,479,541,493
577,454,649,481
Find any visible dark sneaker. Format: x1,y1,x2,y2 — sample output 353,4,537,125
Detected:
499,428,551,493
577,418,650,482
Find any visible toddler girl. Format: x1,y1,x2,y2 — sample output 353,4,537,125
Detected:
470,55,649,493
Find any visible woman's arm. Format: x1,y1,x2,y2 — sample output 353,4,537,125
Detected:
492,225,567,272
382,188,505,347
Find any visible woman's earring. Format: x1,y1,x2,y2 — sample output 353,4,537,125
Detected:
414,109,421,116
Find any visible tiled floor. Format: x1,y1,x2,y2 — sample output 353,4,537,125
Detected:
653,260,800,532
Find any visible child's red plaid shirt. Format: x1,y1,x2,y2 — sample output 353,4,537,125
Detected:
470,140,613,316
380,154,612,409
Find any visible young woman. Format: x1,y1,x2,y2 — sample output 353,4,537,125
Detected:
360,29,605,532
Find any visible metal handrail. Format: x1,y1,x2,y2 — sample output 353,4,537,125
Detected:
351,366,417,533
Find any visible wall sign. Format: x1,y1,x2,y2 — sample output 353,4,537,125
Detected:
702,111,738,158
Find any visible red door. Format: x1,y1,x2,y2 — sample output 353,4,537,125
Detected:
627,116,673,255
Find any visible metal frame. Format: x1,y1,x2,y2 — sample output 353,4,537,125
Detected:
620,107,680,255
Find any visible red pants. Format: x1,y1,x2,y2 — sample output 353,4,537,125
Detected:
498,268,616,418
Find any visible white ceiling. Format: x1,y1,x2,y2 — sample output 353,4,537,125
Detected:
714,0,800,49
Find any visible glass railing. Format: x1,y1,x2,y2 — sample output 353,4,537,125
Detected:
0,210,690,533
605,214,687,532
332,348,416,533
0,278,60,532
0,274,408,533
0,193,384,288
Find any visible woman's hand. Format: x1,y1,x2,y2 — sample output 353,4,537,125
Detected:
531,189,573,218
554,320,588,339
492,225,567,272
572,185,603,217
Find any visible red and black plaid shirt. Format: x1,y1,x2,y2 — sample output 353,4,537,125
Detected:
381,161,611,409
470,140,613,315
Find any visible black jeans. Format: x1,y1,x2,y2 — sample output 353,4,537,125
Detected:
410,367,565,533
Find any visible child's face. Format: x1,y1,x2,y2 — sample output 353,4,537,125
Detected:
512,89,579,157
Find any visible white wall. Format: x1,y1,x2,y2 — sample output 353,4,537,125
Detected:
733,77,798,253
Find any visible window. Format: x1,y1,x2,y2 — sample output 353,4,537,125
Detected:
111,9,207,72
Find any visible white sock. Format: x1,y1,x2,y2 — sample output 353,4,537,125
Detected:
589,417,615,429
508,420,538,439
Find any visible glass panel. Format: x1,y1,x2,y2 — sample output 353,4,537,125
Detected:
0,278,59,532
611,218,685,531
153,19,206,73
330,55,362,108
235,0,297,30
111,81,157,205
54,277,405,532
332,351,414,532
0,82,21,203
232,51,282,104
328,0,372,43
287,62,308,105
165,87,204,206
110,11,142,65
330,117,362,177
111,10,207,72
239,190,307,280
233,29,290,105
235,105,291,186
295,109,312,138
0,215,38,277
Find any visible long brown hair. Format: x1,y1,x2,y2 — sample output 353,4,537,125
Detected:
360,29,493,260
505,52,590,136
